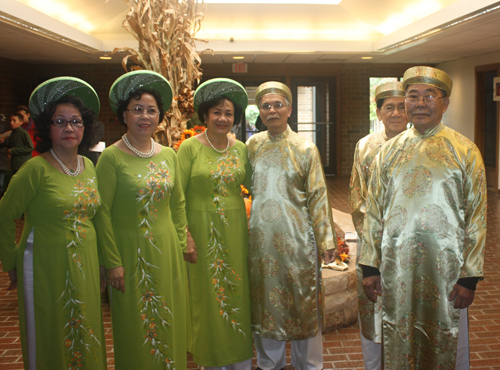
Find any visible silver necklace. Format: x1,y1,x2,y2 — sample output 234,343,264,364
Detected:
122,134,155,158
205,130,229,154
50,148,81,176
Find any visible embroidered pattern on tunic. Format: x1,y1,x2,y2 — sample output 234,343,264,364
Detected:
403,166,433,198
262,310,276,333
276,173,295,200
136,161,176,367
249,227,265,251
260,199,282,222
62,178,101,370
426,318,453,354
260,254,279,277
396,279,408,307
385,206,408,237
444,177,463,210
381,245,397,276
425,137,458,168
437,249,460,282
417,204,449,239
273,231,296,255
287,266,311,287
269,285,293,310
257,145,285,168
290,208,309,233
253,172,268,195
454,131,479,152
415,275,440,309
399,237,427,271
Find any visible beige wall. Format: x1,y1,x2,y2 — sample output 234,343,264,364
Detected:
439,50,500,140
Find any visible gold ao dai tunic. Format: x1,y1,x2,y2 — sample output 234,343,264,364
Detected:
246,126,336,341
349,130,396,343
360,123,486,369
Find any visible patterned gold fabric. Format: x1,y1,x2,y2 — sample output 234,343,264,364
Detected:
349,130,393,343
246,125,336,341
360,122,486,368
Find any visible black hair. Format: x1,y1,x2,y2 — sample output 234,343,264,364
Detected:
10,113,24,121
197,96,244,126
116,88,165,127
35,95,97,154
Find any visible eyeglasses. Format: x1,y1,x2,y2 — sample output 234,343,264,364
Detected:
126,106,159,117
405,95,444,104
51,119,84,128
382,105,406,113
259,102,288,111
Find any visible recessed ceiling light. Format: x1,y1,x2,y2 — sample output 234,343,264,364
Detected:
361,56,372,60
100,56,112,60
233,56,245,60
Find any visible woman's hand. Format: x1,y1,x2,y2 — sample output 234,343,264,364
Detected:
183,230,197,264
107,266,125,293
7,269,17,290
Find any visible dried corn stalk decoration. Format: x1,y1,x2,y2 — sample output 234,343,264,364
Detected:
109,0,207,146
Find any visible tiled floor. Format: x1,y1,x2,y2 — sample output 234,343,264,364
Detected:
1,176,499,369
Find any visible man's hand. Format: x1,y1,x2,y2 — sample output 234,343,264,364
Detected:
363,275,382,303
107,266,125,293
322,249,335,264
183,230,197,264
449,283,475,309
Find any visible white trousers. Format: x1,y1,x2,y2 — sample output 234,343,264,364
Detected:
359,307,470,369
254,329,323,370
455,308,470,370
359,331,381,370
203,358,252,370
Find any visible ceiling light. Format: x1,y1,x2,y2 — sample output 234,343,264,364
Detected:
233,56,245,59
361,56,372,60
100,56,112,60
204,0,341,3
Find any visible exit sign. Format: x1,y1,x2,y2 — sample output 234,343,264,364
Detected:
232,63,248,73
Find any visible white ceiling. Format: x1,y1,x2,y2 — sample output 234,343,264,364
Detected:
1,0,500,65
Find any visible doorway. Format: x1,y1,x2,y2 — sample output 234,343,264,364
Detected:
475,64,499,191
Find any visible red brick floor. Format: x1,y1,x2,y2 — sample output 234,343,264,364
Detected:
1,176,499,369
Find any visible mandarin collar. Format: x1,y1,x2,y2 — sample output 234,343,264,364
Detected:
412,122,444,138
267,125,291,142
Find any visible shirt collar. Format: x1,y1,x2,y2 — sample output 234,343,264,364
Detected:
412,122,444,137
267,125,291,142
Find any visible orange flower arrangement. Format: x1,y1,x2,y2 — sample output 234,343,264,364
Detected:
192,125,206,135
241,185,252,220
180,129,195,141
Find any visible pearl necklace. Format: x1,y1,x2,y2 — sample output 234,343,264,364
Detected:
205,130,229,154
122,134,155,158
50,148,81,176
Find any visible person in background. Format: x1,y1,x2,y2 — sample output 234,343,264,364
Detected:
95,70,189,370
0,113,33,175
17,105,39,156
0,76,106,369
246,81,336,370
349,81,408,370
0,115,7,197
360,66,486,369
177,78,253,370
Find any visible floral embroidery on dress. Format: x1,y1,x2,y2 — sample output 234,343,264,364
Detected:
207,223,245,336
399,237,427,271
136,161,176,367
206,148,246,336
208,151,244,225
61,178,101,370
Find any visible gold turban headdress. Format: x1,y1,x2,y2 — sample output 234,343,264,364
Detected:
255,82,292,105
375,81,405,102
403,66,453,97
